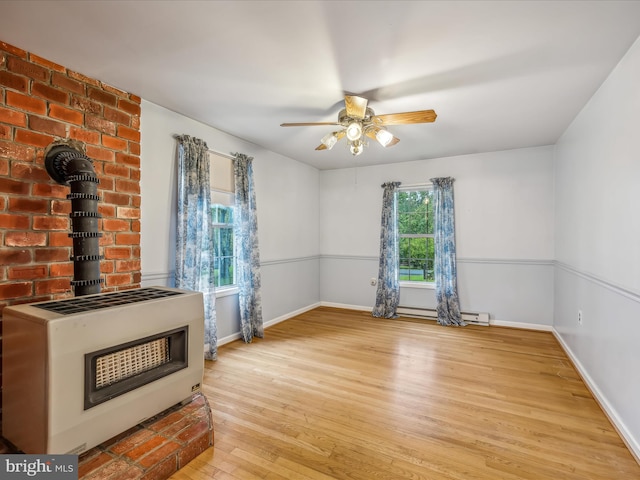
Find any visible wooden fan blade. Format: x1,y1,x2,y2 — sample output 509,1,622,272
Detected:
344,95,368,119
280,122,340,127
365,127,400,147
364,129,378,143
371,109,437,126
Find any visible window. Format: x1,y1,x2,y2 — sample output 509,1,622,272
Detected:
397,187,435,283
210,153,235,288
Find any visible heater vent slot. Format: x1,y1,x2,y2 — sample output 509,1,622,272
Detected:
35,287,182,315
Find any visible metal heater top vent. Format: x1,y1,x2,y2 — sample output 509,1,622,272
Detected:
34,288,183,315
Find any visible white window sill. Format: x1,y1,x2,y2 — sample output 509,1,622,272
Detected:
216,286,239,298
400,281,435,290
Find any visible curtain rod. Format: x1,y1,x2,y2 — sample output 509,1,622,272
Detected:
208,149,235,161
398,182,433,189
172,134,235,160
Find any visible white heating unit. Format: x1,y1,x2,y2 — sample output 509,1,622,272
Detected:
396,306,490,326
2,287,204,454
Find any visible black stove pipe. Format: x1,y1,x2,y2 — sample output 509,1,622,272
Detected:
45,145,103,296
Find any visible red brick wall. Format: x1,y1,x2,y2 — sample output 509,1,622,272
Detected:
0,40,142,430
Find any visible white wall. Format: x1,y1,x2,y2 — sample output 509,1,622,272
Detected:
320,146,555,326
139,101,556,333
137,35,640,459
139,100,320,340
137,36,640,455
554,35,640,457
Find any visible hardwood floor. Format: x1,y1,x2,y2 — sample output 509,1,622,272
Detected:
171,307,640,479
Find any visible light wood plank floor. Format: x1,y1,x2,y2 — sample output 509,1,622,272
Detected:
171,307,640,480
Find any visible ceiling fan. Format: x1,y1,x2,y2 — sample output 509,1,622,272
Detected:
280,95,437,156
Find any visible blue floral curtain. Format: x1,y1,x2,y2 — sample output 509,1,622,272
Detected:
430,177,464,326
372,181,401,318
175,135,218,360
233,153,264,342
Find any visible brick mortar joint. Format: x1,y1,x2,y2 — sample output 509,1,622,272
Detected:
78,413,211,478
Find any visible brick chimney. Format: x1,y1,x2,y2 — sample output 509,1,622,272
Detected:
0,40,142,432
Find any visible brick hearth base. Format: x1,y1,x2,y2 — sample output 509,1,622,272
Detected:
0,393,213,479
77,393,213,480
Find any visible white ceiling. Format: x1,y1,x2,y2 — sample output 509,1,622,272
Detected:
2,1,640,170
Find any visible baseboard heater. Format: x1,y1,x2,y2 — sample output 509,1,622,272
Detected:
396,306,490,326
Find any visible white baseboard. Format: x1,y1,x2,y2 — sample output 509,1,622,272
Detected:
263,302,321,329
217,332,242,347
319,301,372,312
217,302,322,347
552,329,640,464
319,304,555,331
490,319,554,331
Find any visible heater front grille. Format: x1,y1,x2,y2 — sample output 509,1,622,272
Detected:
95,337,170,389
35,288,182,315
84,326,188,410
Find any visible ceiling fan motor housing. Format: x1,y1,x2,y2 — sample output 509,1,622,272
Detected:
338,107,375,125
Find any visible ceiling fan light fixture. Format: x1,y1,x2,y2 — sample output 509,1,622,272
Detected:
345,122,363,142
349,141,364,156
281,95,436,157
375,128,394,147
321,132,338,150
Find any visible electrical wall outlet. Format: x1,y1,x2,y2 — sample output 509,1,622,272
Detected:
578,310,583,325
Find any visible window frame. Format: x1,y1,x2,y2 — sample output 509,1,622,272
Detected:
209,152,237,294
397,184,436,290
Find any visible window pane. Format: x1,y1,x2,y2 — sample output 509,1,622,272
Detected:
399,237,428,281
214,255,234,287
218,205,234,225
397,187,436,284
211,204,233,225
397,190,434,235
212,226,235,287
398,237,436,282
425,191,434,234
398,212,427,234
210,154,236,288
213,227,233,257
425,237,435,282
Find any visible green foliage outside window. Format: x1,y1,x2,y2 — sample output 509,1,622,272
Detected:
212,204,235,287
397,190,435,282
